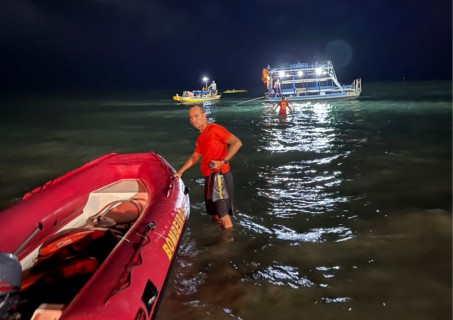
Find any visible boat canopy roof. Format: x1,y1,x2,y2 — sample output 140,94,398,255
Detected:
263,60,341,87
266,60,335,76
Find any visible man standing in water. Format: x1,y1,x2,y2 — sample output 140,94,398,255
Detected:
173,105,242,229
273,96,293,116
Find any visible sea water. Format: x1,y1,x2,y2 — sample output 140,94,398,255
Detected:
0,81,451,320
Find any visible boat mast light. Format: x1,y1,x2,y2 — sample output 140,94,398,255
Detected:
202,77,209,89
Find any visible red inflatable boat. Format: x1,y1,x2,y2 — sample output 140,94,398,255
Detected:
0,152,190,320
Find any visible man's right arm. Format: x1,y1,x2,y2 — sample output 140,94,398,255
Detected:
173,152,201,180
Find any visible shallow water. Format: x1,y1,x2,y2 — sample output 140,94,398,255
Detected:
0,82,451,319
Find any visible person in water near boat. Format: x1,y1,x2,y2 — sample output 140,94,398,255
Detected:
273,96,293,116
208,80,217,95
173,105,242,229
273,78,281,96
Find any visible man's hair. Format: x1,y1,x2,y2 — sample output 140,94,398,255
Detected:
190,105,205,113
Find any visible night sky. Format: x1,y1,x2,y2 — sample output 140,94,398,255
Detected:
1,0,451,92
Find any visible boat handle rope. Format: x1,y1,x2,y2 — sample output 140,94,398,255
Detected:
166,175,175,198
106,222,152,302
154,153,177,198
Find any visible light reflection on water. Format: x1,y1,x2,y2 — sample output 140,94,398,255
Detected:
271,224,354,243
227,101,358,301
256,101,354,221
253,263,315,288
259,102,342,153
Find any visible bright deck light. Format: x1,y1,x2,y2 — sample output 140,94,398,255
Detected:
298,71,303,77
202,77,209,88
315,68,323,75
279,71,285,77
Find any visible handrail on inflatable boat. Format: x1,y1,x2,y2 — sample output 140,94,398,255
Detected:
93,199,142,227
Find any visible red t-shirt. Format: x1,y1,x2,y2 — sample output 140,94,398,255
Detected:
195,123,231,176
277,101,289,115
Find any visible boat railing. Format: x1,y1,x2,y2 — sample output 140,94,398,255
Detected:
272,84,357,98
268,60,333,73
279,79,360,92
280,76,336,85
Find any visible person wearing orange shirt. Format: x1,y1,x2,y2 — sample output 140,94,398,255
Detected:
173,105,242,229
273,96,293,116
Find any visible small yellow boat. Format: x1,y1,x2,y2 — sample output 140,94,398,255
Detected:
223,89,248,94
173,89,221,103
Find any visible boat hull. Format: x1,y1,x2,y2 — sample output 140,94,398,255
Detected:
172,94,221,103
264,91,361,102
0,152,190,320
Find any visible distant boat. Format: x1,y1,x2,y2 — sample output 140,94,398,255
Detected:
173,89,221,103
262,60,361,102
0,152,190,320
223,89,248,94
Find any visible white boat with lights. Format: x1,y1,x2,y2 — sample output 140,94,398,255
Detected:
261,60,361,102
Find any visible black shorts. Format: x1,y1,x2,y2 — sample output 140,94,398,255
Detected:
204,171,234,218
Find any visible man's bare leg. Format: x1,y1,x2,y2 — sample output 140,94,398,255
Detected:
219,214,233,229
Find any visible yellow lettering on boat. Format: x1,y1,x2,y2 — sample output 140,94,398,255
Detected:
169,226,178,241
167,229,178,246
162,243,173,260
165,237,175,250
161,208,186,261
